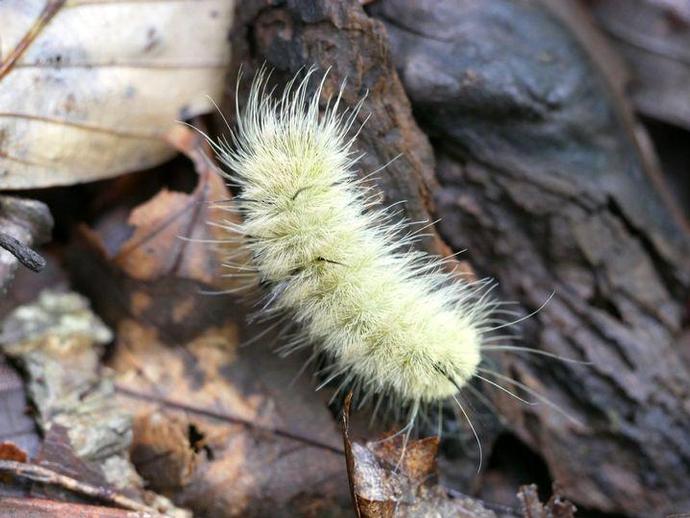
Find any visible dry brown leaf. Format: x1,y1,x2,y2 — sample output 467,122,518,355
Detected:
0,290,189,516
65,234,350,515
341,395,497,518
111,318,351,517
346,438,497,518
0,442,28,463
75,125,246,291
0,0,234,189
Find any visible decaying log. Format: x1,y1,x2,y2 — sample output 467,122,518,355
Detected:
231,0,690,516
371,0,690,515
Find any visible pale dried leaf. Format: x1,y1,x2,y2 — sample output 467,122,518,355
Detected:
0,0,234,189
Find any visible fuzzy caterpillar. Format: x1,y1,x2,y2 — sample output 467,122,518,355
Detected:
212,69,500,429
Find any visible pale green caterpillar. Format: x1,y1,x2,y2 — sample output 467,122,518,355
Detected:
210,69,568,456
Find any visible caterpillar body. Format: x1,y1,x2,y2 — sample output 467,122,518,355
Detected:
214,69,498,428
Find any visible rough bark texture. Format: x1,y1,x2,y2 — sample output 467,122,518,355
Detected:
586,0,690,219
226,0,444,254
230,0,690,516
588,0,690,132
371,0,690,515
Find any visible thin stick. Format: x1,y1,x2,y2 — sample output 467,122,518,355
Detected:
0,460,161,515
0,0,66,81
0,233,46,272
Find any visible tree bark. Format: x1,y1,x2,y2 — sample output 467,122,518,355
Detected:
229,1,690,515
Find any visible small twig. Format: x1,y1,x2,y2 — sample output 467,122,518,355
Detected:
0,0,67,81
0,233,46,272
0,460,161,515
341,392,361,518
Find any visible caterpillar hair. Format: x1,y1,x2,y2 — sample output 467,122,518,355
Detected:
209,68,578,465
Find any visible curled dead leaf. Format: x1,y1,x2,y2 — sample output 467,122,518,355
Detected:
111,318,351,516
75,124,248,292
130,411,199,492
341,394,497,518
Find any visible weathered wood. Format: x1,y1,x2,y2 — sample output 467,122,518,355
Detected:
231,0,690,516
0,497,141,517
226,0,443,254
589,0,690,131
371,0,690,515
